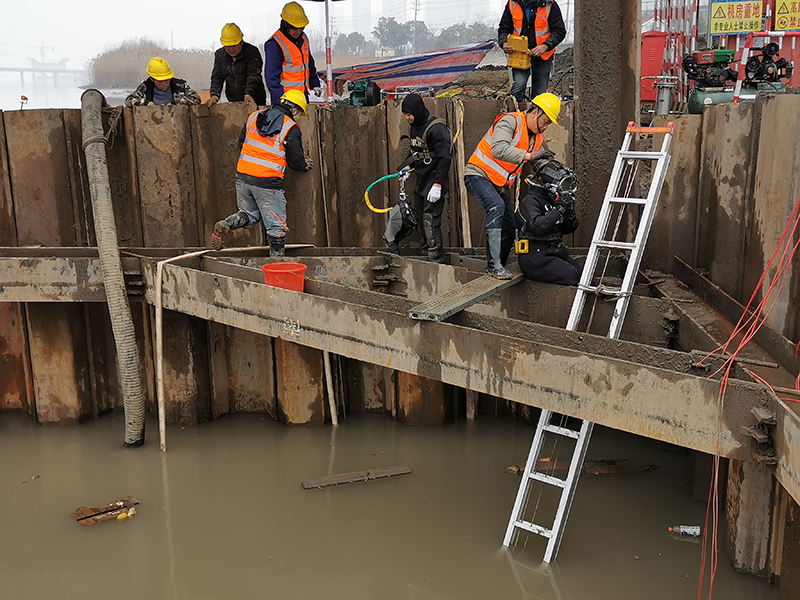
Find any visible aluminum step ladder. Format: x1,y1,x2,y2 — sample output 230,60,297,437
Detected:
503,121,676,562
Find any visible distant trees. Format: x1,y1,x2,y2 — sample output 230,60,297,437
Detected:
369,19,494,56
334,32,367,56
89,38,212,91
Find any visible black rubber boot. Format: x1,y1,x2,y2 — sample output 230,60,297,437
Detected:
269,235,286,259
486,229,512,279
211,211,250,250
423,215,445,264
384,238,400,255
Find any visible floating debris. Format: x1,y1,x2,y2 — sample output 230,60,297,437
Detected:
71,496,140,526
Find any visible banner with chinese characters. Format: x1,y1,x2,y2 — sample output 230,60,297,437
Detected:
710,0,763,35
774,1,800,30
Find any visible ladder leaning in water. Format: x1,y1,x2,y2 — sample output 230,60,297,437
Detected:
503,121,676,563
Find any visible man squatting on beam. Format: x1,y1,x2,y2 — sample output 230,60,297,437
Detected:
211,89,313,257
464,92,561,279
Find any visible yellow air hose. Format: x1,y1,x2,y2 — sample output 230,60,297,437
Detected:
364,168,413,214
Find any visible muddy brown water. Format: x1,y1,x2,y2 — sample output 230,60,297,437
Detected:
0,412,779,599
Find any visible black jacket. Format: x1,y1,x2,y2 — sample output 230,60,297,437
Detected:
515,186,578,243
409,114,453,197
498,0,567,59
235,104,307,189
210,42,267,105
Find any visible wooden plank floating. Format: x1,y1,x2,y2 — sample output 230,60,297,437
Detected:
302,466,411,490
71,496,140,526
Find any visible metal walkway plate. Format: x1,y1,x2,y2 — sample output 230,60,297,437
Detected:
407,268,524,321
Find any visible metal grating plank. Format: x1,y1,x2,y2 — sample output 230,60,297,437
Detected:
407,269,524,321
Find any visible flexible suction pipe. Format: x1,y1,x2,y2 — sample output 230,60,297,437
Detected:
81,89,146,446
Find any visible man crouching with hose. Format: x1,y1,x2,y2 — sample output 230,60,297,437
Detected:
515,158,581,285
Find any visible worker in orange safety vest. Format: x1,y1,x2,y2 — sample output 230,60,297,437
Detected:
464,93,561,279
264,2,322,104
211,89,313,258
498,0,567,101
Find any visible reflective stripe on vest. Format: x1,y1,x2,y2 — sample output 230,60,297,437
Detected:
236,111,296,179
467,112,541,187
508,0,555,61
271,30,310,94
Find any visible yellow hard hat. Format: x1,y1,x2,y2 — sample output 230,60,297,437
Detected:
280,89,307,115
281,2,309,28
532,92,561,125
146,57,174,81
220,23,244,46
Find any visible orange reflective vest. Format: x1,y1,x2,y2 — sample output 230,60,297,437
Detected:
236,110,296,179
270,29,310,95
508,0,556,61
467,112,542,187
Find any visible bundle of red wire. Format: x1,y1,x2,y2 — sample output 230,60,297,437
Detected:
696,195,800,599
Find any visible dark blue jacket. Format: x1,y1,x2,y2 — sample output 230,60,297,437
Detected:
264,21,321,103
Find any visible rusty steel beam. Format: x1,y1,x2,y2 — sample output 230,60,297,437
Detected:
140,259,773,460
0,254,141,302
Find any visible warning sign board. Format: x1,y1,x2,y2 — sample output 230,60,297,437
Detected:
710,0,763,35
774,1,800,30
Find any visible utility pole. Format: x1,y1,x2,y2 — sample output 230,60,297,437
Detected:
413,0,421,53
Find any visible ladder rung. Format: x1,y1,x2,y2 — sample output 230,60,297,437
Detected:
543,424,581,439
529,470,568,488
594,240,637,250
514,520,553,538
609,196,648,206
619,151,664,160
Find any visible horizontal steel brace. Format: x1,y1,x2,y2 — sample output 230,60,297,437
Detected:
143,260,772,463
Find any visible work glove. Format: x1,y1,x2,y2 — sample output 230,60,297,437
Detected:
304,158,314,171
312,87,323,96
426,183,442,204
528,148,555,162
555,193,575,214
207,96,220,107
244,94,255,104
147,101,155,106
124,98,134,108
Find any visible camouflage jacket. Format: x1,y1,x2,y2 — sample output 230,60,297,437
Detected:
125,77,201,107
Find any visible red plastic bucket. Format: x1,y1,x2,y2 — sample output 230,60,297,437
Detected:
261,262,307,292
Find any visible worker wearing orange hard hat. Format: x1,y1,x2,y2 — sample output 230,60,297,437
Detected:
211,89,313,257
208,23,267,107
125,57,201,107
464,92,561,279
264,2,322,104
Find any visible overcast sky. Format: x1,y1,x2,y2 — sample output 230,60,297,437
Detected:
1,0,511,69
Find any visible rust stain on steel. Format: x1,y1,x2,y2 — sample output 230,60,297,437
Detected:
0,304,30,411
25,303,91,423
274,338,325,425
4,110,77,247
133,107,200,247
332,106,388,247
149,262,765,460
397,372,447,425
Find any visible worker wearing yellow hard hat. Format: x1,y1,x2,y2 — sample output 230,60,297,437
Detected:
125,57,201,107
211,86,313,255
463,92,562,279
264,2,322,104
208,23,267,107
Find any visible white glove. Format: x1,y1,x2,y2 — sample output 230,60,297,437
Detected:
312,87,323,96
427,183,442,203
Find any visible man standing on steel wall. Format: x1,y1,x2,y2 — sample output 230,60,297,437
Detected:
210,89,313,257
464,92,561,279
264,2,322,104
384,94,453,263
498,0,567,101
